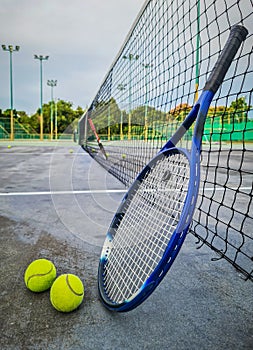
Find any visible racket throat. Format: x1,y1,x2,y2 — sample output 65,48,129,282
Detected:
161,104,200,151
193,91,215,146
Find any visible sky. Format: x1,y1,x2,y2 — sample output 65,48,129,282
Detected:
0,0,145,115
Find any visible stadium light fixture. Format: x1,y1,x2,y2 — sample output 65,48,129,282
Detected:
1,44,20,141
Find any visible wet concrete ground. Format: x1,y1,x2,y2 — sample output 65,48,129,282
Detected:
0,141,252,350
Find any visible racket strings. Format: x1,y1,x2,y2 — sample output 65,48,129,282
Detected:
103,153,190,303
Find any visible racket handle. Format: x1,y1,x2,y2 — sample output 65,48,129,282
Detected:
204,25,248,94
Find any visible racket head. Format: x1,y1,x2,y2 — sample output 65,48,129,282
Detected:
98,146,200,311
98,142,108,160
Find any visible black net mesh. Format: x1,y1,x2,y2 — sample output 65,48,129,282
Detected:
79,0,253,280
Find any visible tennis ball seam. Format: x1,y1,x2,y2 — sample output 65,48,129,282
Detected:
66,275,83,296
26,265,54,287
50,296,58,311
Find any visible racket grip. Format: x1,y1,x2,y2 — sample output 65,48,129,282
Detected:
204,25,248,94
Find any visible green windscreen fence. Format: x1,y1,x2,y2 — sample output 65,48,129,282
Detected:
79,0,253,280
0,117,40,139
0,116,74,140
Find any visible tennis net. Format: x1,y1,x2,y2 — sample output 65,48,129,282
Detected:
79,0,253,280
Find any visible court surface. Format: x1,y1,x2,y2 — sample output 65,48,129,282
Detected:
0,142,252,350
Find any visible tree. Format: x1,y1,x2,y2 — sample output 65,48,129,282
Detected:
30,100,85,135
229,96,250,122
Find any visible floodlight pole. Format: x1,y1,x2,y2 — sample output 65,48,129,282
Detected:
143,63,153,142
47,80,57,140
123,53,139,140
2,44,20,141
55,98,59,140
117,83,126,140
195,0,200,102
34,54,49,141
108,102,111,141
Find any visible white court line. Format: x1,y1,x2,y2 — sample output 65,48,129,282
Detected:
201,186,252,191
0,152,87,156
0,189,127,196
0,187,251,197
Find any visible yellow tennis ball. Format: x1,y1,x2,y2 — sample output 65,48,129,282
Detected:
24,258,57,292
50,274,84,312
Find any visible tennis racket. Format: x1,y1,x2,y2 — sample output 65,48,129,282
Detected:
88,117,107,159
98,25,248,312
